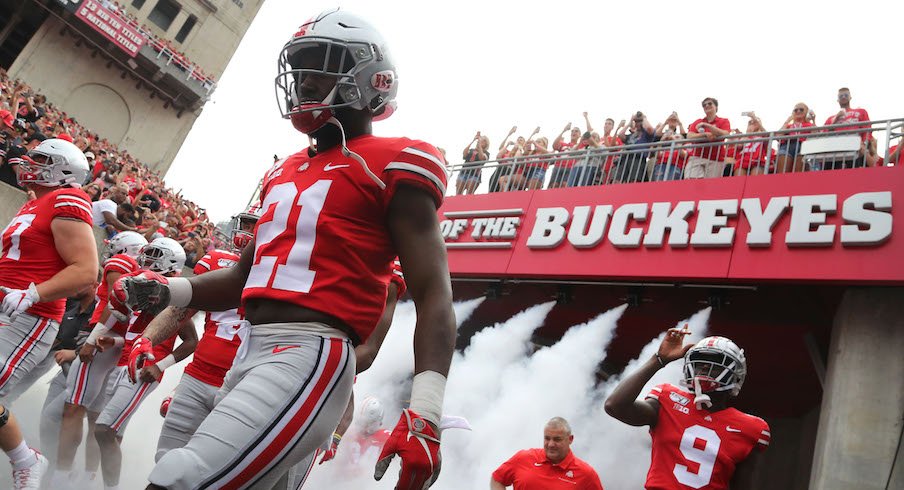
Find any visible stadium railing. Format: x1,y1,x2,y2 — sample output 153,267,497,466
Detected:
445,118,904,196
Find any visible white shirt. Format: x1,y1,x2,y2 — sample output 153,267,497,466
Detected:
91,199,117,227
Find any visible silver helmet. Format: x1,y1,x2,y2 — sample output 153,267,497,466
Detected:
138,237,186,275
19,138,90,187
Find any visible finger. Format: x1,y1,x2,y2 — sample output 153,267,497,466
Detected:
0,286,11,294
374,454,394,481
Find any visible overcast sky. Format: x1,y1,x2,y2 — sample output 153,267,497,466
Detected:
165,0,904,223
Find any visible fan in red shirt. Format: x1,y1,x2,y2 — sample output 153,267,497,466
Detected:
732,116,775,177
824,87,870,142
551,122,582,188
491,417,604,490
605,327,770,490
116,10,455,490
0,138,97,489
684,97,732,179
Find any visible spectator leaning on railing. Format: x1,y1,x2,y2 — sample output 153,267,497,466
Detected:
651,128,687,182
731,113,774,177
684,97,731,179
613,111,655,183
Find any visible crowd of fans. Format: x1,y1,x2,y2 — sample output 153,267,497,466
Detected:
102,0,216,89
0,69,226,267
456,88,903,195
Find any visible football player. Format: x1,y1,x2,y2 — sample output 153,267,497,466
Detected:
117,9,455,489
141,248,245,462
605,328,770,489
0,138,97,489
89,238,198,490
54,231,147,484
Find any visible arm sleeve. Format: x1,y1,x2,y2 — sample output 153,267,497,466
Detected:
193,253,213,275
491,452,521,486
51,189,93,223
645,383,667,402
382,141,448,208
389,258,407,299
754,419,771,452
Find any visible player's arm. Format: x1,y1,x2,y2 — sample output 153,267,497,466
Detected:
36,218,98,301
731,449,763,490
354,281,399,374
141,306,199,346
387,185,455,386
179,237,253,311
604,327,692,427
319,391,355,464
138,313,198,383
102,210,136,232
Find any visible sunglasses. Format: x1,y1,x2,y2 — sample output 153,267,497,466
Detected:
702,102,715,107
793,108,806,113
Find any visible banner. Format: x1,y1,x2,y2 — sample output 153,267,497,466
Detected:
75,0,147,57
440,167,904,284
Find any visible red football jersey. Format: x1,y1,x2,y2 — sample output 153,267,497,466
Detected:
644,384,770,490
185,250,244,387
89,254,140,325
241,135,447,344
0,188,93,322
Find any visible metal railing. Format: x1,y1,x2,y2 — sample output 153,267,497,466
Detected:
447,118,904,196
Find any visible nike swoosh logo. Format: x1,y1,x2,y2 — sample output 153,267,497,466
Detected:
533,462,544,466
726,426,742,433
272,345,301,354
323,163,350,171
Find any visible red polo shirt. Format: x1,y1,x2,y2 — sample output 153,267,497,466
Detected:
492,448,604,490
688,116,731,161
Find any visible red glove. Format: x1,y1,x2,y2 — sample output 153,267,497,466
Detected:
111,271,170,320
127,336,155,384
374,409,441,489
319,433,342,464
160,395,173,417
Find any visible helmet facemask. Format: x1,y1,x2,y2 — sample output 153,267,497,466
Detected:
230,212,259,252
682,348,746,410
139,243,176,274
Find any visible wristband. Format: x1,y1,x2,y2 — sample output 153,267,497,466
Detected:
113,336,125,347
85,323,109,345
409,370,446,426
168,277,193,308
331,432,342,444
154,354,176,371
655,353,666,368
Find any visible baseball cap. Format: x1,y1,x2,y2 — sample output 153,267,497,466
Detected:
85,151,96,160
0,110,16,130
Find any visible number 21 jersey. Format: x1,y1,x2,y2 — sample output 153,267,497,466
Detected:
241,135,446,344
644,383,770,490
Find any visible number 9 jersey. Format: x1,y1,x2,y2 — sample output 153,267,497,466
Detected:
241,135,446,345
644,383,770,490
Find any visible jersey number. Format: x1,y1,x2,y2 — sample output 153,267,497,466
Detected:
246,181,332,293
1,214,36,261
674,425,721,488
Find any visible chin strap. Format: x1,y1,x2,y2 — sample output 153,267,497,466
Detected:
326,116,386,189
693,377,712,410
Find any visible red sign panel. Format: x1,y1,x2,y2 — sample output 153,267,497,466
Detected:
75,0,147,57
440,167,904,284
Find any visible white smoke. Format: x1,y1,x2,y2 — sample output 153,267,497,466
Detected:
306,303,712,489
5,302,711,489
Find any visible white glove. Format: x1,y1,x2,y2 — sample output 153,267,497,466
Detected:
0,283,40,321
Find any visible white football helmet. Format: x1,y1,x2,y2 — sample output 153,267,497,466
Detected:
275,9,398,134
138,237,186,275
19,138,90,187
103,231,148,261
230,202,262,252
681,336,747,408
357,396,384,435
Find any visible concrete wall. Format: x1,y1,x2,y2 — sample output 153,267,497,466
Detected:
810,287,904,489
8,17,197,174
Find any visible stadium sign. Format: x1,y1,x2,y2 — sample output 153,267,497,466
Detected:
75,0,147,57
439,167,904,283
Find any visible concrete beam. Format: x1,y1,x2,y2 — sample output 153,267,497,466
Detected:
810,287,904,489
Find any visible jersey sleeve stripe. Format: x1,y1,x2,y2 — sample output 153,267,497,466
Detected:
392,269,404,278
54,202,93,215
761,430,771,436
385,162,447,195
757,439,770,446
104,258,132,272
401,147,449,176
196,260,211,271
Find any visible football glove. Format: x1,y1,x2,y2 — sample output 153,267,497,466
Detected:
111,271,170,318
374,409,441,490
0,283,40,321
127,337,154,384
319,432,342,464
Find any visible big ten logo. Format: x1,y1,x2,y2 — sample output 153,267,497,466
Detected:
371,71,395,92
672,402,690,415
